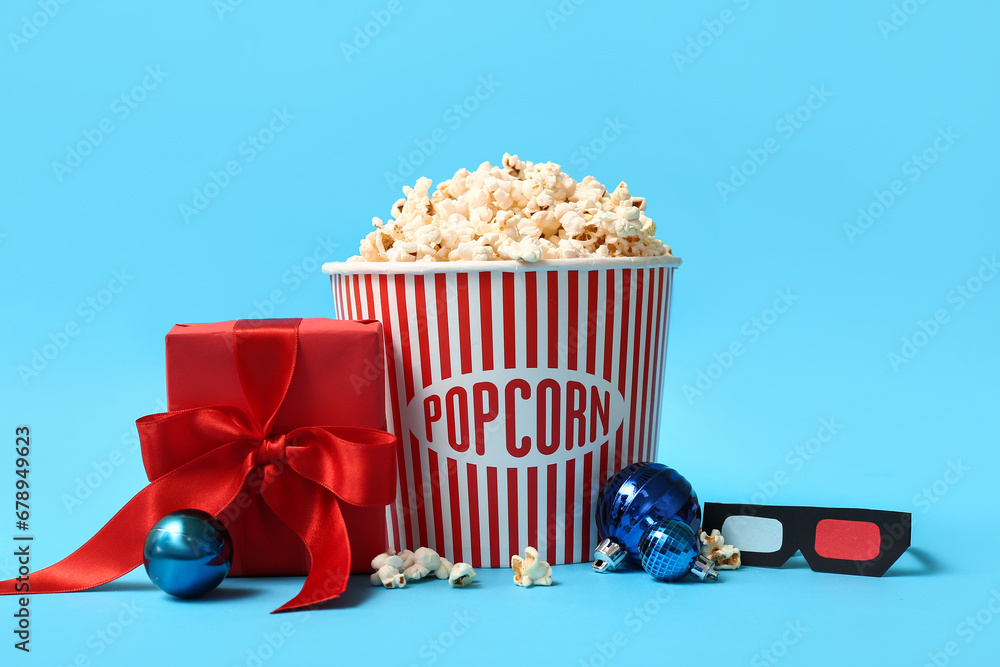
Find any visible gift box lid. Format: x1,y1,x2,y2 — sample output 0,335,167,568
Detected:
165,318,387,436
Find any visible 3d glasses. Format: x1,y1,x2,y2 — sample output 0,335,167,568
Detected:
702,502,911,577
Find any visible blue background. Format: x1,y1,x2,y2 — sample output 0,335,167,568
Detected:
2,1,998,665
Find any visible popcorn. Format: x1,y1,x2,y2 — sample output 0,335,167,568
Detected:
403,563,430,581
434,557,454,580
412,547,441,572
350,155,672,262
448,563,476,587
371,550,402,571
368,549,407,587
712,545,741,570
374,564,406,588
370,547,464,588
698,529,725,555
511,546,553,587
370,548,392,569
698,529,742,570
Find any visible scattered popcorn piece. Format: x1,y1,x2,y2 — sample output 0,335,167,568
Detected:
698,529,725,558
448,562,477,588
371,550,402,571
349,155,671,262
371,546,465,588
512,553,527,570
377,564,406,589
531,566,553,587
404,563,431,581
413,547,441,572
697,529,742,570
713,545,742,570
521,546,540,572
435,557,454,580
512,546,554,587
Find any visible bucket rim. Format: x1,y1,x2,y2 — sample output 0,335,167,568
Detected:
323,254,682,275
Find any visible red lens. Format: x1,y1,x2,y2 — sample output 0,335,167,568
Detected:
814,519,881,561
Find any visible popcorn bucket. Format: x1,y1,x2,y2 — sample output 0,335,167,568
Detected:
323,256,682,567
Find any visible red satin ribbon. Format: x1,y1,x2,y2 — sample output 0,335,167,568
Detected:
0,318,397,613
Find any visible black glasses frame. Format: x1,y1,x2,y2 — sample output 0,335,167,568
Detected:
703,502,911,577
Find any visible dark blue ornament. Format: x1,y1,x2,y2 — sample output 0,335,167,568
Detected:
143,509,233,599
638,519,717,582
593,462,701,572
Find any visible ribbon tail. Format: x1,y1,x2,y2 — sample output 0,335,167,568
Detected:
0,442,254,596
261,470,351,613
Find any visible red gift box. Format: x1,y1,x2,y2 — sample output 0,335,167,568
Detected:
149,318,393,577
1,317,398,613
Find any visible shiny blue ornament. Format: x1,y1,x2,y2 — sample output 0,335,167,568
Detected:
143,510,233,599
593,462,701,572
638,520,717,582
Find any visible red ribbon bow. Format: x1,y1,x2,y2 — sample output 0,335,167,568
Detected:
0,319,397,613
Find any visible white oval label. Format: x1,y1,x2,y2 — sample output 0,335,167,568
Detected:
403,368,626,466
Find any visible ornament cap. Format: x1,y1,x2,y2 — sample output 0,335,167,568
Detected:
593,537,628,572
689,554,719,582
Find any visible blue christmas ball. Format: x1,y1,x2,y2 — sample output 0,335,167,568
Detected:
638,520,701,582
593,462,701,570
143,509,233,599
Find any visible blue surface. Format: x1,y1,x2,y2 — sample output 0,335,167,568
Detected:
1,1,998,665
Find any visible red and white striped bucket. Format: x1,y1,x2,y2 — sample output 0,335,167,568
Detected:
323,256,681,567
